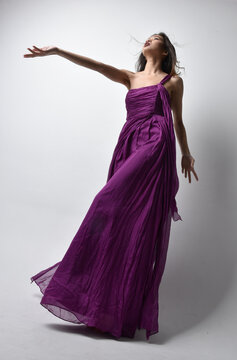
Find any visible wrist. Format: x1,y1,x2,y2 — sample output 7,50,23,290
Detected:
55,47,62,55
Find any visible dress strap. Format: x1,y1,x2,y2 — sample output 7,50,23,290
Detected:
160,73,172,85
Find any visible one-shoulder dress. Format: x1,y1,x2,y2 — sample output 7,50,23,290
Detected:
30,73,182,341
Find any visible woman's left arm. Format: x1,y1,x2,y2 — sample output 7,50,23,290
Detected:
171,76,199,183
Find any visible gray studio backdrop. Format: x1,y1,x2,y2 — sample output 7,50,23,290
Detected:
0,0,236,359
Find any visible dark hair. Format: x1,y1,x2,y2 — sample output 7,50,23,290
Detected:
134,32,185,76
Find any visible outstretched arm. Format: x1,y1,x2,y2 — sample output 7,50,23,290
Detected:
57,48,131,88
24,45,131,89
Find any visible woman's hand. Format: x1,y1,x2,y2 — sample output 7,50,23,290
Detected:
23,45,58,58
181,154,199,183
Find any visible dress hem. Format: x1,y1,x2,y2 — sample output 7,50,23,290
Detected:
31,277,157,341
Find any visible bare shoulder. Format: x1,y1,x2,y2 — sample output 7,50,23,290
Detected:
170,75,184,115
170,74,184,97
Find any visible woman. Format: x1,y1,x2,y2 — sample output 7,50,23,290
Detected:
24,32,198,341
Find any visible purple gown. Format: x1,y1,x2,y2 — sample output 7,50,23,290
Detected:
30,73,182,340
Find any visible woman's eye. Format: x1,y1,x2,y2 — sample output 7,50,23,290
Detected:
146,37,159,42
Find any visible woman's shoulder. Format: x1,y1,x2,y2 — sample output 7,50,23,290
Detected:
170,74,183,85
169,74,184,102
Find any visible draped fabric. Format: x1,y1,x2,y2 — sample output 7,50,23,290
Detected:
30,73,182,340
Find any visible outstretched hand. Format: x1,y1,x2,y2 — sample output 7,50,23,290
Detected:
23,45,58,58
181,154,199,183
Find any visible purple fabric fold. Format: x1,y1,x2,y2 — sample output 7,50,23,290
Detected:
31,73,182,340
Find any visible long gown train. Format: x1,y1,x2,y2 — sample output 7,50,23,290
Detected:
30,73,182,340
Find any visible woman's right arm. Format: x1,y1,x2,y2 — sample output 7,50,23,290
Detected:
24,45,132,89
56,47,131,88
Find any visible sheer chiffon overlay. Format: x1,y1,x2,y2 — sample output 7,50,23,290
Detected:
30,73,182,340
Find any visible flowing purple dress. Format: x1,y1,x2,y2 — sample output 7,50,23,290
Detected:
30,73,182,340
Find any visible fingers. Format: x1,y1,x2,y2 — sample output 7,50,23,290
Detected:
23,48,36,58
190,164,199,181
33,45,42,51
192,168,199,181
27,47,36,54
23,46,43,58
182,165,199,183
23,53,34,58
188,170,191,183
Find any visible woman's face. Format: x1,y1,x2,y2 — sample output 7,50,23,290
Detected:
142,34,165,57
